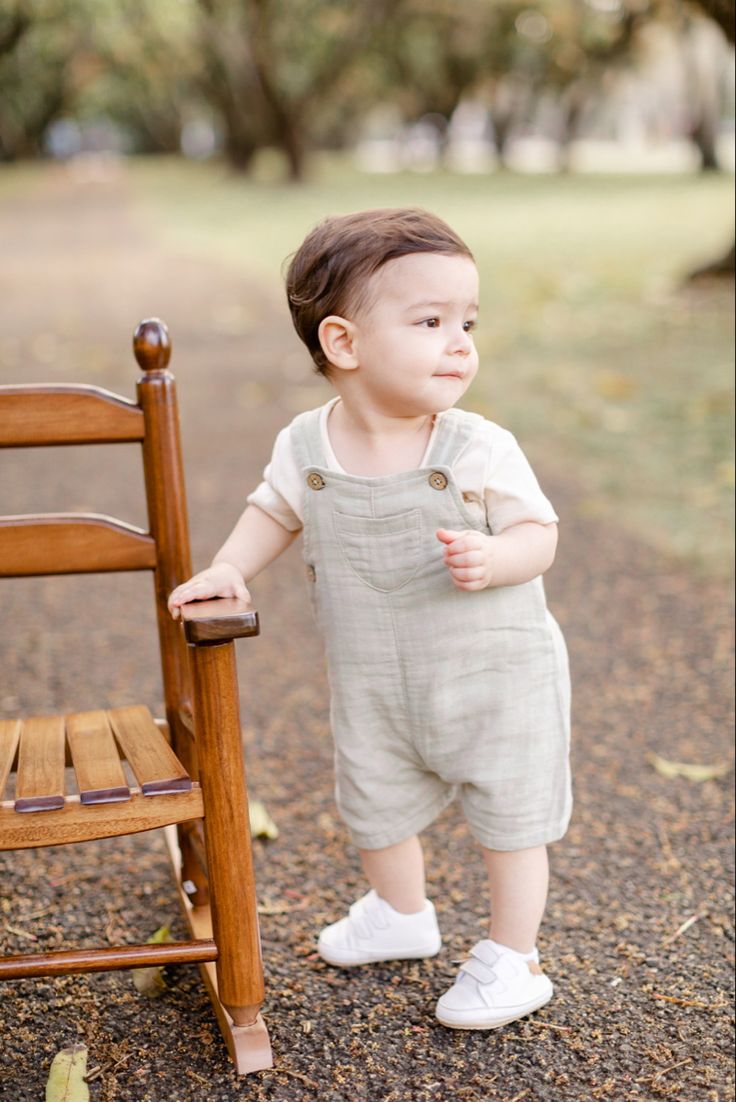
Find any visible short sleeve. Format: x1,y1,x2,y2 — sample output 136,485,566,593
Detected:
246,424,304,532
484,426,558,533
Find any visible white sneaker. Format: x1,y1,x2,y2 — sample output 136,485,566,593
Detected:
436,939,554,1029
317,890,441,967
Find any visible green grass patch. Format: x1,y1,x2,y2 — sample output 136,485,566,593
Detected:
129,154,735,577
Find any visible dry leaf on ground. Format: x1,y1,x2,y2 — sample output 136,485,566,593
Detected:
131,923,171,998
647,753,731,782
250,800,279,839
45,1045,89,1102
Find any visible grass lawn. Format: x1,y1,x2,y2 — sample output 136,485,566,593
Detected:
131,156,734,576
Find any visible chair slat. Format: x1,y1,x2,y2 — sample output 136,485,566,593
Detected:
0,787,204,849
0,515,157,577
66,711,131,805
0,721,21,801
15,717,66,812
0,386,144,447
108,706,192,795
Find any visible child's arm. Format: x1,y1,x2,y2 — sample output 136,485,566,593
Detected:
436,522,557,591
168,505,299,618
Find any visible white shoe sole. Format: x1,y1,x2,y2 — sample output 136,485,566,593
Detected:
436,986,553,1030
318,940,441,968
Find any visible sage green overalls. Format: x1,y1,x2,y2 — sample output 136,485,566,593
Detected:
292,406,572,852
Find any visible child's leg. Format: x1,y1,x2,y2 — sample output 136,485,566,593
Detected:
358,835,426,913
435,844,553,1028
317,834,440,965
482,844,549,953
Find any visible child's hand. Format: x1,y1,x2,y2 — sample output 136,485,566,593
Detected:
168,562,250,620
436,528,493,591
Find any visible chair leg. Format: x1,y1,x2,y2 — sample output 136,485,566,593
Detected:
177,820,210,907
180,639,272,1072
164,827,273,1074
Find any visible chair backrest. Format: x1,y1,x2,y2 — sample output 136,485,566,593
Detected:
0,319,193,734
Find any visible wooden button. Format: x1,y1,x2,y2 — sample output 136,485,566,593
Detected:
307,472,326,490
429,471,448,490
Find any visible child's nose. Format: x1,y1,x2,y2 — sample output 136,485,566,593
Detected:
448,328,473,354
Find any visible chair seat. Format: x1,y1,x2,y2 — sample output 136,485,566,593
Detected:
0,705,203,849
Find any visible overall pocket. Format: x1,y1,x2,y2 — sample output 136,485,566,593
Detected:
333,508,422,593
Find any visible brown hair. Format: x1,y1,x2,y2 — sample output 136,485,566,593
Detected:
285,207,474,374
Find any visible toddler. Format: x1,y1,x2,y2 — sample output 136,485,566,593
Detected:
169,208,572,1030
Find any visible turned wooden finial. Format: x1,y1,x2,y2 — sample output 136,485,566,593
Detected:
133,318,171,372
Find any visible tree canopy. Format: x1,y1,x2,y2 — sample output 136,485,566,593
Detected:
1,0,733,176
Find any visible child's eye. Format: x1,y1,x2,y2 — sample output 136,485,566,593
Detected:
463,319,478,332
420,317,440,328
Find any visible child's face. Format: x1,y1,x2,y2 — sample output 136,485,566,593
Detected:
345,252,479,417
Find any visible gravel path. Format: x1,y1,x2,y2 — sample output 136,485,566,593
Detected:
0,166,733,1102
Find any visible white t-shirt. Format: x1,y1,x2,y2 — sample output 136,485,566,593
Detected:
247,398,558,534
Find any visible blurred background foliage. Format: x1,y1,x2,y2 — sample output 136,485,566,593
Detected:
1,0,733,181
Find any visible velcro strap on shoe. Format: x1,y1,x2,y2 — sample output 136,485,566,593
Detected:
349,896,389,938
459,956,499,984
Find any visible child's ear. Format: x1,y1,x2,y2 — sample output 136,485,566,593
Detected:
318,315,359,371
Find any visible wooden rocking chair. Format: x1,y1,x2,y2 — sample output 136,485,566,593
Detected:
0,319,272,1074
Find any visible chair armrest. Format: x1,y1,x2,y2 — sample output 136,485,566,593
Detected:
178,598,259,645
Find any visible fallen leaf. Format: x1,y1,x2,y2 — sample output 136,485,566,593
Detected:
250,800,279,840
5,923,37,941
595,371,638,400
647,753,731,782
46,1045,89,1102
132,923,171,997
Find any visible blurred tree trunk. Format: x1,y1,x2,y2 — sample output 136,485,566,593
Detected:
0,6,71,161
223,132,257,172
246,3,308,183
195,0,266,172
0,9,30,58
557,81,589,172
690,114,720,170
686,0,735,278
96,0,194,156
195,0,401,180
216,82,259,170
680,11,730,171
248,0,401,181
487,75,534,166
0,63,69,161
490,101,518,164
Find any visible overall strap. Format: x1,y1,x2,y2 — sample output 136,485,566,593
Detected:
426,408,481,468
289,405,329,470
